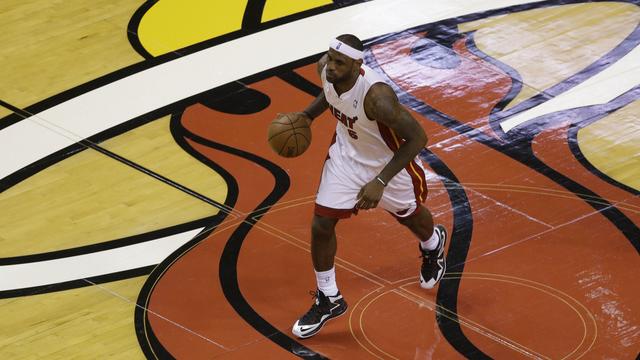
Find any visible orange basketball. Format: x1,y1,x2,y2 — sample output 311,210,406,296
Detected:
267,113,312,158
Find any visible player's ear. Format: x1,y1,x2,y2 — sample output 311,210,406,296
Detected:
354,58,363,68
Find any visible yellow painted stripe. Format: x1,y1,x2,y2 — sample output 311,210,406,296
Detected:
138,0,248,56
262,0,332,22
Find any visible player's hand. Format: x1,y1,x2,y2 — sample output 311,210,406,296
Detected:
294,112,313,127
275,112,311,127
356,179,385,210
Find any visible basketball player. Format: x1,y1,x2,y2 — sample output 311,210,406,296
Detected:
290,34,448,339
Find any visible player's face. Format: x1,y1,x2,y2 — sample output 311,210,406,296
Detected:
325,49,358,84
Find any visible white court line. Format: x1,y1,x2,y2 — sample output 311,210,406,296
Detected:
0,229,202,291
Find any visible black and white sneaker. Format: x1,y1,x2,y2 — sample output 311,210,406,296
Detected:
292,290,348,339
419,224,447,289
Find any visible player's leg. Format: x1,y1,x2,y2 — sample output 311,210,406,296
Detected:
397,204,434,241
311,214,339,272
292,158,356,339
292,213,349,339
378,164,447,289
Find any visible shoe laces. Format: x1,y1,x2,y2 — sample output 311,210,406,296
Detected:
300,291,326,322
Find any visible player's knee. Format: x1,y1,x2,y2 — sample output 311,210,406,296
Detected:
397,212,425,234
311,216,337,239
397,214,415,227
397,206,427,227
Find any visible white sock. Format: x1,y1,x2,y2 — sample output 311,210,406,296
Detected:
420,229,439,251
315,267,338,297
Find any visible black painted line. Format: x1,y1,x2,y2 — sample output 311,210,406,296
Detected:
277,70,323,97
93,143,233,212
242,0,267,31
127,0,157,60
0,99,29,117
0,99,240,288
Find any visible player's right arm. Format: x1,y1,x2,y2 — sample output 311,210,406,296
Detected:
299,54,329,126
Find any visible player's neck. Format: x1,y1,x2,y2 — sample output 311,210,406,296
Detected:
333,72,359,96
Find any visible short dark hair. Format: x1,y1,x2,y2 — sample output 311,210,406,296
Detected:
336,34,364,51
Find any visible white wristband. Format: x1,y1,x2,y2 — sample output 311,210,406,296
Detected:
376,176,387,186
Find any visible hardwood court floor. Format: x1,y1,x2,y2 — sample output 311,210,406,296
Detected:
1,0,639,359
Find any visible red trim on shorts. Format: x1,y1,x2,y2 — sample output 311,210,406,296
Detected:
407,160,428,203
314,203,354,219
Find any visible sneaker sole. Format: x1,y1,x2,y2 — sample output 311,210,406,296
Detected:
420,225,447,289
293,303,348,339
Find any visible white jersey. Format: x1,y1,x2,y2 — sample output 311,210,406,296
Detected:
321,64,395,169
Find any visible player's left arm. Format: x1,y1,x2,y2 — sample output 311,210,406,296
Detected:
356,83,427,209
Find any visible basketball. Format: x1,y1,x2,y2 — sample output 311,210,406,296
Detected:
267,113,312,158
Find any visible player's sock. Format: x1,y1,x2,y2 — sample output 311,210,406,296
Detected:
315,267,338,297
420,229,439,251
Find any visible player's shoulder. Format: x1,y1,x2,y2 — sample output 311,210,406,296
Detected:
363,76,398,117
362,65,392,103
364,80,395,104
360,64,386,85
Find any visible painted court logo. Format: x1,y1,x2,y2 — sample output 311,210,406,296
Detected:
0,0,638,359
